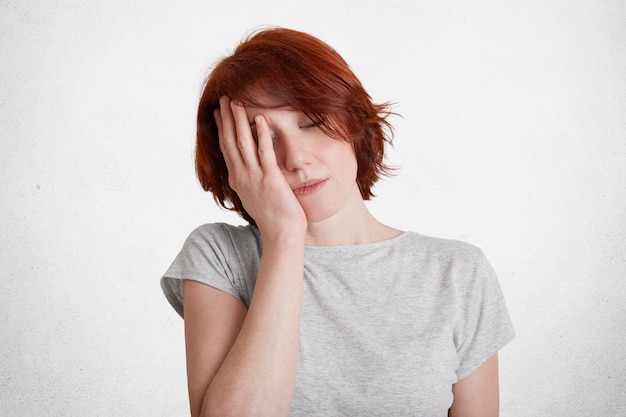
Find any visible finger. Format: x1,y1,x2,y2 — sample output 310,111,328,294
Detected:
214,107,226,153
214,107,235,169
215,96,243,169
230,100,261,169
254,115,280,172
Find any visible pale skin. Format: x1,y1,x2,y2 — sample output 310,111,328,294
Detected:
183,95,501,417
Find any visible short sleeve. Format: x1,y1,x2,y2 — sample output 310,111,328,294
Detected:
160,223,260,318
455,252,515,381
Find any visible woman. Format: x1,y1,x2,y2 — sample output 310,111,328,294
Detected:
161,27,514,417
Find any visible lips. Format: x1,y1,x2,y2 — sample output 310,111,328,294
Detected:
291,179,327,196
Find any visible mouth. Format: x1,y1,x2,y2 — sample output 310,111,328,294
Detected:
291,179,328,196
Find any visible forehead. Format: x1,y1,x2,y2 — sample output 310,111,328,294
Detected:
239,86,300,120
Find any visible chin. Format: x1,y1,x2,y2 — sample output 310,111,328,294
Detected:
302,204,337,224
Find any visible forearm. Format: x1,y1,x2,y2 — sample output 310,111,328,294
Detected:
200,232,305,417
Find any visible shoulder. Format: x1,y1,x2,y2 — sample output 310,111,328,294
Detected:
401,231,486,265
168,222,263,288
186,222,260,241
397,232,497,300
162,223,262,316
185,222,262,252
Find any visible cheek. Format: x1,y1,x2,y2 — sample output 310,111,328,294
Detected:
334,142,358,177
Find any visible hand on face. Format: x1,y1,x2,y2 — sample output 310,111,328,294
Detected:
214,96,308,238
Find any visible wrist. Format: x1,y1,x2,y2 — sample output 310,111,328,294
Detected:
259,226,307,248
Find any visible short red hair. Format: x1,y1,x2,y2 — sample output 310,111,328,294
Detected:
196,27,394,224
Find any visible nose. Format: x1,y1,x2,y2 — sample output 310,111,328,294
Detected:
276,133,311,172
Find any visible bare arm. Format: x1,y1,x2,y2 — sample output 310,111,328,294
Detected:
183,281,247,417
185,234,304,417
184,96,307,417
449,353,500,417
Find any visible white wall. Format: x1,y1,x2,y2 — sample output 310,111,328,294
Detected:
1,0,624,415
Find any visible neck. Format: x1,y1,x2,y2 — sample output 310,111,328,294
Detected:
304,197,401,246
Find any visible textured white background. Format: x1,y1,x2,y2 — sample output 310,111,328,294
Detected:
1,0,625,415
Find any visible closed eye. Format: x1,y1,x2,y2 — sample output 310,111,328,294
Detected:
300,121,320,129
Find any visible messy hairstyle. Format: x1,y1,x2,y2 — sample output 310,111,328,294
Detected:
196,27,394,224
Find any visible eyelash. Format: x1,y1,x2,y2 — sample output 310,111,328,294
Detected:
300,121,320,129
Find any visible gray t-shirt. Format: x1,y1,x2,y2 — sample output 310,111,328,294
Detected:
161,223,515,416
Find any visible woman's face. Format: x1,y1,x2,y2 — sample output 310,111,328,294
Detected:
243,103,362,224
